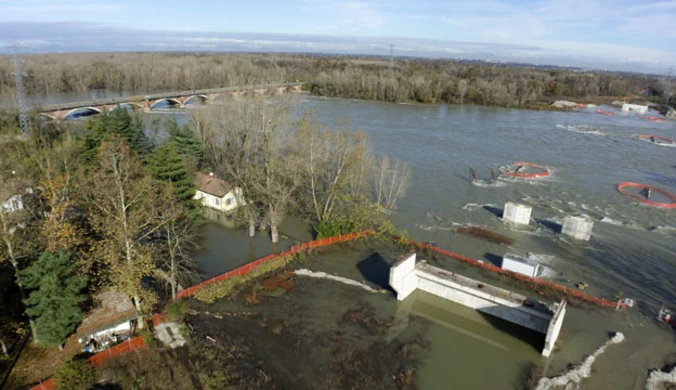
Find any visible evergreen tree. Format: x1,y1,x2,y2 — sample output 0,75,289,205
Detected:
166,120,204,165
146,141,195,204
81,109,150,168
18,250,87,347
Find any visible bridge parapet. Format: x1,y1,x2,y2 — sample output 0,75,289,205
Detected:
40,82,304,120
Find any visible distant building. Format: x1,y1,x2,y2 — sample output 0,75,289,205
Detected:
193,172,245,212
621,103,648,114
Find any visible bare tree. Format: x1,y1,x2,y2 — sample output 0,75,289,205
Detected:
373,155,410,210
194,96,295,242
296,112,370,224
155,200,201,300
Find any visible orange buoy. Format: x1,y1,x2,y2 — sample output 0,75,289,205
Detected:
617,182,676,208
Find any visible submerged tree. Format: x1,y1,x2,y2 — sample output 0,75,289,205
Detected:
373,155,410,210
18,250,87,348
154,200,201,300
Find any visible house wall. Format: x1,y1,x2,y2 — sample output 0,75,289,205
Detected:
79,321,132,343
194,188,245,212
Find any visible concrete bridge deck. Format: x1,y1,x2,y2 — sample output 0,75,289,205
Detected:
39,82,304,120
389,252,567,357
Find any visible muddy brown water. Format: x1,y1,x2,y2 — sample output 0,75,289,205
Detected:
31,92,676,388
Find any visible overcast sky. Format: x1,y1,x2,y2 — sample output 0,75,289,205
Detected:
1,0,675,73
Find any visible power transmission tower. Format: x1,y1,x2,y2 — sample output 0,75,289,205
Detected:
10,44,30,137
667,66,673,80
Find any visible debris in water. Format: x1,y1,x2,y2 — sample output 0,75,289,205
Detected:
452,226,514,245
535,332,625,390
262,271,294,292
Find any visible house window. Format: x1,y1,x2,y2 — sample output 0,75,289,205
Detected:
226,198,233,206
213,197,220,206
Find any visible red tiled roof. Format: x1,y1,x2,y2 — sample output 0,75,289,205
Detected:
194,172,232,198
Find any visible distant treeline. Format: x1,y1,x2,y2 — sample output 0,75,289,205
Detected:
0,52,673,107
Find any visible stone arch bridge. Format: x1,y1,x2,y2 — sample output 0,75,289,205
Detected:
40,83,303,121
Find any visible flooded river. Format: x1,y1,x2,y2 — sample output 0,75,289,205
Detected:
37,93,676,388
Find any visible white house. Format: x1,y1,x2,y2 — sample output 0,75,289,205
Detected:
193,172,245,212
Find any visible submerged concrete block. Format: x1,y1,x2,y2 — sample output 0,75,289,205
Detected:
502,253,540,278
389,253,418,301
561,216,593,241
503,202,532,225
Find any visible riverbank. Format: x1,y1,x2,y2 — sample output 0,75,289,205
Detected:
2,52,673,111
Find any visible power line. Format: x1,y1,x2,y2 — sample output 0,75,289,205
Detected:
10,43,30,137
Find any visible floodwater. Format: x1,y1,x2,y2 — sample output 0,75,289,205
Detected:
33,92,676,388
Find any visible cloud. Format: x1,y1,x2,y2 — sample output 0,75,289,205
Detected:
0,21,673,73
440,0,676,42
0,0,123,14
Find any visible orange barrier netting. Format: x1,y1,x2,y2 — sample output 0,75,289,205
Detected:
643,116,668,123
29,337,146,390
617,182,676,209
176,231,371,299
500,161,551,179
595,109,616,116
399,238,619,309
636,134,674,144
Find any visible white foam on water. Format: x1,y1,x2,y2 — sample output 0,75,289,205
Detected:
415,224,454,232
294,269,381,293
527,253,557,265
471,180,507,188
651,225,676,234
461,203,497,211
645,365,676,390
535,332,625,390
556,124,606,136
599,216,623,226
635,135,676,147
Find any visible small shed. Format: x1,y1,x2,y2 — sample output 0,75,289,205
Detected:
501,253,540,278
76,289,138,352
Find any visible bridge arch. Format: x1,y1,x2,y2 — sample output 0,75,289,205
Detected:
150,98,183,110
63,107,103,120
40,113,58,121
184,94,209,106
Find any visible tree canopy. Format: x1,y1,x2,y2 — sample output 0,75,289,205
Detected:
18,250,87,347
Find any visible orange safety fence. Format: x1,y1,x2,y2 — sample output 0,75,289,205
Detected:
29,337,146,390
401,238,618,309
176,231,371,299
